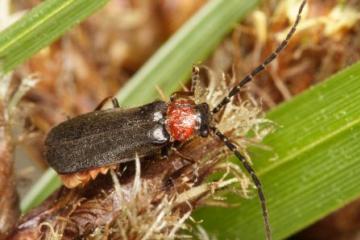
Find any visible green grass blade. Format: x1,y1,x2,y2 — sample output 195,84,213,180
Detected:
0,0,109,73
20,169,60,212
194,61,360,239
116,0,260,107
21,0,260,212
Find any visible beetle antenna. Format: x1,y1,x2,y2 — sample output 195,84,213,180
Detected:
210,126,271,240
212,0,306,114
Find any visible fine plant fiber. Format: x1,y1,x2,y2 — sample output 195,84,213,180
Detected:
20,0,260,212
194,61,360,240
0,0,110,73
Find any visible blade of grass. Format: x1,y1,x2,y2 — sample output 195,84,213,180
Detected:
115,0,260,107
194,61,360,239
20,169,61,212
0,0,109,73
20,0,260,212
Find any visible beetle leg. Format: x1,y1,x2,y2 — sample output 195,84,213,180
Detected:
161,142,194,164
162,155,199,191
160,145,171,159
171,147,194,163
169,65,201,102
162,160,195,190
94,96,120,111
94,96,112,110
163,164,188,190
169,91,194,102
111,97,120,108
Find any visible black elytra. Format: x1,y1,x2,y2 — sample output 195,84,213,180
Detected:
44,1,306,239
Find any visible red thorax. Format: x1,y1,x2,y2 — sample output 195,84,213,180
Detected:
166,99,199,141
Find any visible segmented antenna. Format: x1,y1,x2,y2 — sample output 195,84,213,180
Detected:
210,126,272,240
212,0,306,114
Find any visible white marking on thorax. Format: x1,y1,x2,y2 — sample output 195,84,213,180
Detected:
151,126,168,142
153,111,163,122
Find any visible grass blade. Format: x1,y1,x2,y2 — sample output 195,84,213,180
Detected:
0,0,109,73
116,0,260,107
194,61,360,239
20,169,60,212
21,0,260,212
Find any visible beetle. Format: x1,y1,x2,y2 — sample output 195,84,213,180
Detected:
44,1,306,239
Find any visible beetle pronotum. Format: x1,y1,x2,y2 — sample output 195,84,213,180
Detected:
45,1,306,239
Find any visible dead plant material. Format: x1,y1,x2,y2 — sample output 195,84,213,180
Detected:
0,90,19,239
0,74,38,239
8,139,245,239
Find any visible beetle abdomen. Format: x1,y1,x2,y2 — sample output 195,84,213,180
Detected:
45,101,169,174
